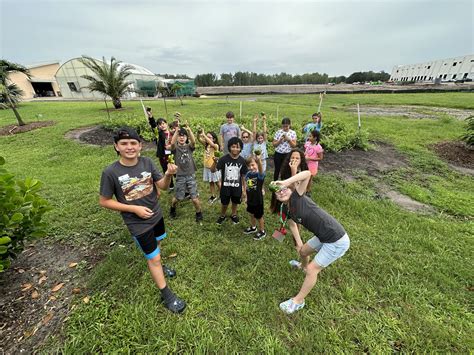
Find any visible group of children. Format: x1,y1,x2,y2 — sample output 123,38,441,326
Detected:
99,107,350,315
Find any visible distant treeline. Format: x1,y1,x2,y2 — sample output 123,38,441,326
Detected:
192,71,390,87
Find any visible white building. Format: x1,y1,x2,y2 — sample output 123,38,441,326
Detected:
390,54,474,83
55,57,164,99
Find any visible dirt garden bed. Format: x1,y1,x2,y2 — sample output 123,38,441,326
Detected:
0,239,104,354
0,121,56,137
431,141,473,171
65,126,155,150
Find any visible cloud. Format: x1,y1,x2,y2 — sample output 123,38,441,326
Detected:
1,0,472,76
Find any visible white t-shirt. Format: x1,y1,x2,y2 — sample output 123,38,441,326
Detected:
273,129,297,154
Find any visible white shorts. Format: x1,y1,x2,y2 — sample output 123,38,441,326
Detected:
203,167,220,182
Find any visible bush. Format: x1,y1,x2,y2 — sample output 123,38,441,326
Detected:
0,156,51,272
319,121,370,152
461,116,474,147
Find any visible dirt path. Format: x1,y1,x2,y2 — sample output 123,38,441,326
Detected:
344,105,474,120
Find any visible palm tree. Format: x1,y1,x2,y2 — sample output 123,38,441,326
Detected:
0,59,30,126
170,82,185,105
79,56,133,109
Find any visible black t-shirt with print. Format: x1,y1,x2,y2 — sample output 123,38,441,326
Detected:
245,171,265,206
216,154,248,197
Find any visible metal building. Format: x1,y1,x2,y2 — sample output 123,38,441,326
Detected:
390,54,474,83
55,57,164,99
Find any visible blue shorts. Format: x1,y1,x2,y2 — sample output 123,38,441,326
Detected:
307,233,350,268
133,218,167,260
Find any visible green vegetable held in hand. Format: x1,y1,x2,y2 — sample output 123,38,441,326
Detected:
168,154,175,164
214,151,223,158
269,182,283,193
260,112,265,116
253,148,262,156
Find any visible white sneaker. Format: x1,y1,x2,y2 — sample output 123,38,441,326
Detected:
279,298,305,314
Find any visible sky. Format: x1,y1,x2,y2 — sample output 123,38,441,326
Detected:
1,0,473,77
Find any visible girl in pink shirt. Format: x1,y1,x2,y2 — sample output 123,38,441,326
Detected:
304,130,323,176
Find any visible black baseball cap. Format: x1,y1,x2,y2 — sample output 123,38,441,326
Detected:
114,127,142,143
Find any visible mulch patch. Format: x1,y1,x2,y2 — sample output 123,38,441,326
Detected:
0,239,104,353
431,141,473,169
0,121,56,137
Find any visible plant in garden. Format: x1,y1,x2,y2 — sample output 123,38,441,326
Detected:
0,59,30,126
320,121,370,152
79,56,133,109
0,156,51,272
461,115,474,147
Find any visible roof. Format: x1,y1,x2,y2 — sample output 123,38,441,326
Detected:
26,61,60,69
117,62,155,76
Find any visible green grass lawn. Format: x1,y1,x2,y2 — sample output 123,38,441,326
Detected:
1,93,473,352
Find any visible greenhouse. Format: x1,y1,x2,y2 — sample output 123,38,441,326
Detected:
55,58,164,99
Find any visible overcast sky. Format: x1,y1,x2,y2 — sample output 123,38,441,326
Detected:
1,0,473,77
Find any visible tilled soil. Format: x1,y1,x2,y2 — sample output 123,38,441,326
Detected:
319,142,408,177
0,121,56,137
0,240,102,354
65,126,155,150
431,141,473,170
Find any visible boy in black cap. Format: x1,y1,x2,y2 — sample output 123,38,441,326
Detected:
99,127,186,313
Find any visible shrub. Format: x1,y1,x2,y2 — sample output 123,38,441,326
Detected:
461,116,474,147
0,156,51,272
319,121,370,152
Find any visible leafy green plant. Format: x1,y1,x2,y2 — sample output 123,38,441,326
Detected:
461,115,474,147
0,156,51,272
320,121,370,152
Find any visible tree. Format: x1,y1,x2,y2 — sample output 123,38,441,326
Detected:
0,59,30,126
170,83,185,106
79,56,133,109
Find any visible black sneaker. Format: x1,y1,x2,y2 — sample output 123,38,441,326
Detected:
196,211,203,222
163,294,186,313
230,215,239,225
163,264,176,278
254,230,266,240
170,206,177,218
216,215,226,225
244,226,257,234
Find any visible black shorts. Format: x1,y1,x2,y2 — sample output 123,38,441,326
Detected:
133,218,167,259
247,204,264,219
220,194,241,206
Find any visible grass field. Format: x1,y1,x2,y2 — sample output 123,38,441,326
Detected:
1,93,473,352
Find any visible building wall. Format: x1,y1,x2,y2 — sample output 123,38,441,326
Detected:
390,54,474,82
8,63,60,99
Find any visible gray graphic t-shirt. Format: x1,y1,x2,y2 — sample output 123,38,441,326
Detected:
100,157,163,236
289,191,346,243
220,123,241,154
173,143,196,176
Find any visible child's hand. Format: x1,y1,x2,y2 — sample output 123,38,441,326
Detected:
134,206,154,219
166,164,178,175
289,159,299,174
253,114,259,122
